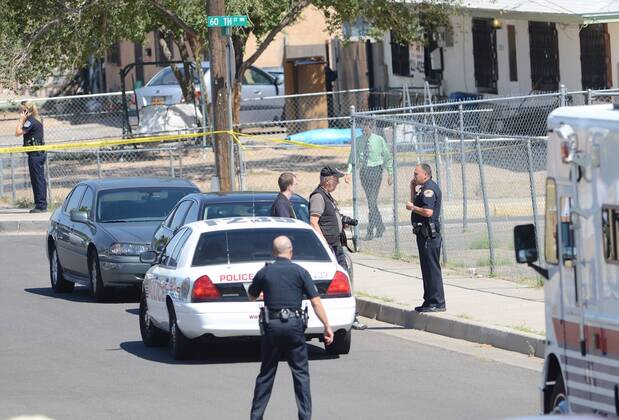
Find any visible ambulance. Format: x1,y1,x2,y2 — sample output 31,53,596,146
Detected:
514,101,619,415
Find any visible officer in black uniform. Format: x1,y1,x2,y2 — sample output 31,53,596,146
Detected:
406,163,446,312
248,235,333,420
15,101,47,213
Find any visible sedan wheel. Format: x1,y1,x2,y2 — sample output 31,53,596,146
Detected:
49,246,74,293
89,252,107,302
139,294,167,347
325,329,352,355
168,309,192,360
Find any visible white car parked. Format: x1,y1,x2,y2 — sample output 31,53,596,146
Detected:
139,216,356,360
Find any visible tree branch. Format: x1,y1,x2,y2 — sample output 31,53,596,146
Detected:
239,0,311,78
148,0,199,40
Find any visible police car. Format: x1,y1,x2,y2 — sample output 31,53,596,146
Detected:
139,216,356,360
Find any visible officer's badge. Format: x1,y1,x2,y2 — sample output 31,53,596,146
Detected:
424,189,434,198
415,185,422,195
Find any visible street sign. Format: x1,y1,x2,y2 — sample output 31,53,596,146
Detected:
207,15,249,28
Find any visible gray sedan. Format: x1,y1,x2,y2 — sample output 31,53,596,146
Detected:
46,177,199,301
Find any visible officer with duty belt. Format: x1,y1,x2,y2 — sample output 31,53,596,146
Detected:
248,236,333,420
406,163,446,312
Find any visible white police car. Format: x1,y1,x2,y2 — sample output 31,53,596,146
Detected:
139,216,356,360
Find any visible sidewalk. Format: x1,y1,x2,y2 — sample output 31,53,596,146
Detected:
0,207,546,357
352,253,545,358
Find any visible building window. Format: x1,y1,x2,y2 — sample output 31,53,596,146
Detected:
390,31,410,77
107,43,120,65
472,18,498,93
507,25,518,82
529,21,559,91
580,24,611,90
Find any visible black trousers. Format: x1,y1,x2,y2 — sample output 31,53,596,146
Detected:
28,152,47,209
331,244,348,274
416,234,445,307
251,317,311,420
360,165,384,235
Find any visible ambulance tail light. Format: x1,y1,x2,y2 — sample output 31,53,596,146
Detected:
326,271,351,297
192,275,221,302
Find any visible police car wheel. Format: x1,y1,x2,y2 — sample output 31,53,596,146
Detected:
89,252,107,302
168,308,192,360
139,294,167,347
325,329,351,355
49,245,74,293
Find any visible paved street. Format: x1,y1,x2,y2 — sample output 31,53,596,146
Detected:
1,234,540,420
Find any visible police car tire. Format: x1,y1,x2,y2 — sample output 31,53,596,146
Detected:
325,329,351,355
168,308,192,360
139,295,167,347
89,252,107,302
50,245,74,293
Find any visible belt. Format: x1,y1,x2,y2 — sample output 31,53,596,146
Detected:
269,308,302,318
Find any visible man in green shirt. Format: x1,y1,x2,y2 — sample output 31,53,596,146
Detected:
345,120,393,240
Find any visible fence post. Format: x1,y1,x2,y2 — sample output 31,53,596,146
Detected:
178,147,183,178
238,142,246,191
475,137,495,276
96,149,102,178
432,121,448,264
559,84,567,107
169,149,175,178
10,153,15,202
0,156,4,197
526,138,542,263
350,106,360,245
45,153,51,205
391,121,400,257
587,89,592,105
458,104,468,231
444,136,453,200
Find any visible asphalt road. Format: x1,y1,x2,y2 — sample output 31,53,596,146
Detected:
1,234,541,420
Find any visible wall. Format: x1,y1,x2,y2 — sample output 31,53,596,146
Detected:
608,22,619,87
556,23,581,91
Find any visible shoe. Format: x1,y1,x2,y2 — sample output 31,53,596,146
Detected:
352,319,368,330
29,208,47,213
415,305,446,313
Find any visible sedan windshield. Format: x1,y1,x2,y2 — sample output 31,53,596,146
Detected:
203,202,310,223
97,187,194,223
192,228,330,266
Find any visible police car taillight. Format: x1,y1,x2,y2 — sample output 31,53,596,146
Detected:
192,275,221,302
326,271,351,297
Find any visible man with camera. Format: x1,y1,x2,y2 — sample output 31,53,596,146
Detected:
309,166,365,329
406,163,446,312
248,236,333,420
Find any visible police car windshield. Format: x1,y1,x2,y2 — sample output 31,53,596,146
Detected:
192,228,330,266
203,202,310,223
97,187,195,223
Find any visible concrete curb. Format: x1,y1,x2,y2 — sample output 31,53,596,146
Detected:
357,297,544,358
0,220,48,233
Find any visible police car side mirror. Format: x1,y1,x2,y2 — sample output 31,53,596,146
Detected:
140,250,158,264
514,224,538,263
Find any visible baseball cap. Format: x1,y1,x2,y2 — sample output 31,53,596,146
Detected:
320,166,345,178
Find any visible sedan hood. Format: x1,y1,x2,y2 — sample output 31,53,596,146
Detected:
99,222,161,244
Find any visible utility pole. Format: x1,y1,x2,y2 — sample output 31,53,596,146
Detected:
207,0,231,191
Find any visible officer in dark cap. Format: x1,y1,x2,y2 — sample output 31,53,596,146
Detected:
406,163,446,312
309,166,366,329
249,235,333,420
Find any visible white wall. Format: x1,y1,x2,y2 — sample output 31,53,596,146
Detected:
556,23,582,91
608,23,619,88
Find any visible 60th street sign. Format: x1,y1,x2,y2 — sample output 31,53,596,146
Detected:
207,15,249,27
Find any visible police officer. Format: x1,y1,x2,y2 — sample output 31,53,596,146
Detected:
271,172,297,218
248,236,333,420
309,166,366,329
406,163,446,312
14,101,47,213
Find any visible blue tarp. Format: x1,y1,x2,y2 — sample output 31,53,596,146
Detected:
287,128,362,145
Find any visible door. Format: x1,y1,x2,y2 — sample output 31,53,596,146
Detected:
70,186,95,277
56,185,86,275
241,67,279,123
152,200,191,252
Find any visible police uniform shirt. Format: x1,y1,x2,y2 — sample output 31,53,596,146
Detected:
22,116,44,147
249,258,319,310
411,179,441,224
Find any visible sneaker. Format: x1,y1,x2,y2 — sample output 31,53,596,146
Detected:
352,319,368,330
29,207,47,213
415,305,446,313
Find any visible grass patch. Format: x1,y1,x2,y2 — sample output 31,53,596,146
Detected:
356,291,395,303
14,197,33,209
504,324,545,337
469,235,489,250
456,313,473,320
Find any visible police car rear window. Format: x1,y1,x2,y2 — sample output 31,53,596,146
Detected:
192,228,330,266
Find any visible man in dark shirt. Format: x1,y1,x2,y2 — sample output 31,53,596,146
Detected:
248,236,333,420
270,172,297,218
406,163,446,312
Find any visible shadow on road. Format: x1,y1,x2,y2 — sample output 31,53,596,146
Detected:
24,286,140,304
120,339,338,365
